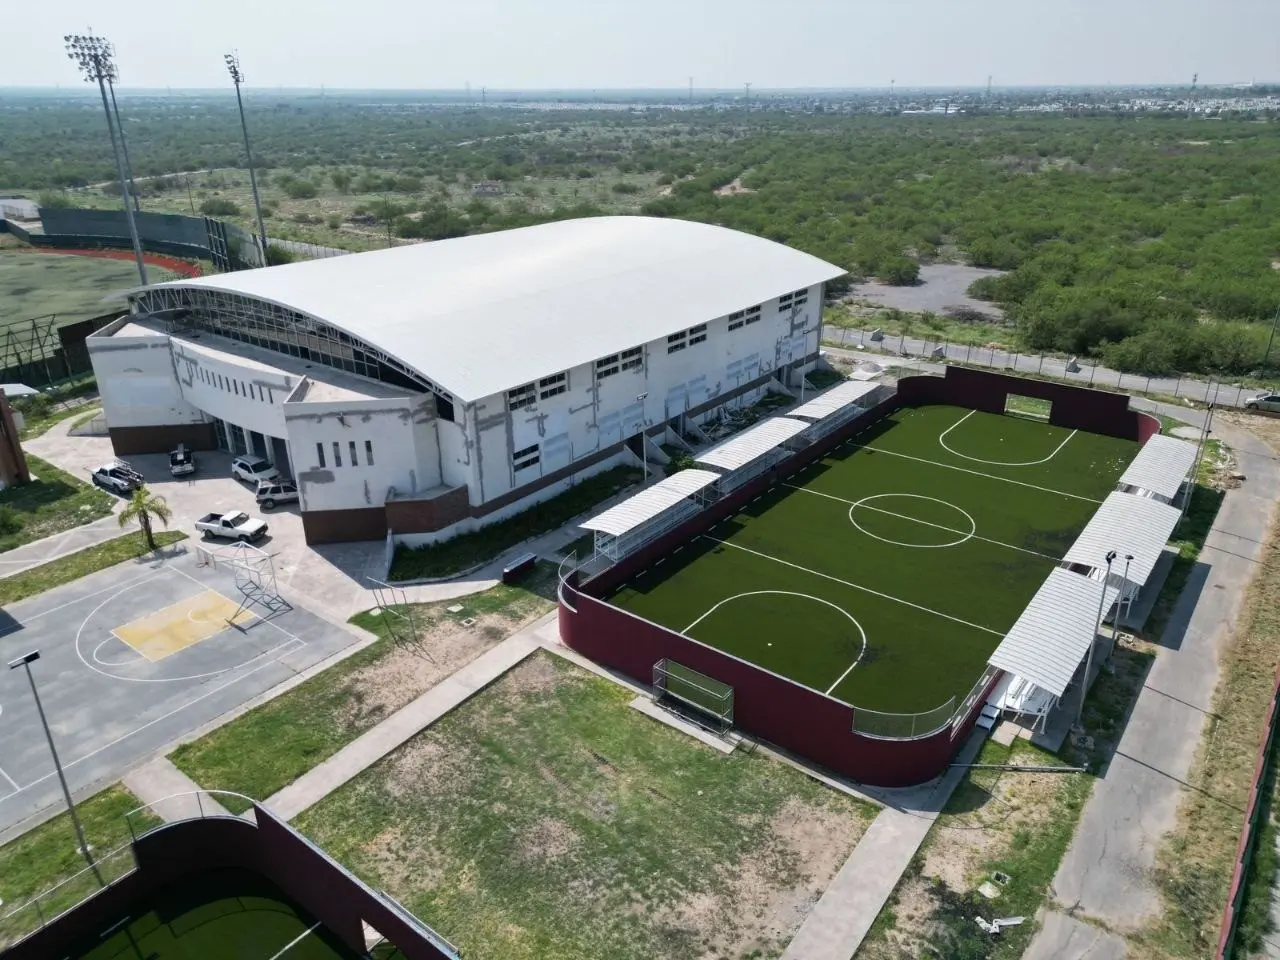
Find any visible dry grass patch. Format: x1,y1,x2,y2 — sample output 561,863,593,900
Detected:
296,651,876,960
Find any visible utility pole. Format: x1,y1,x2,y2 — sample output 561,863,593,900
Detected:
11,651,102,885
1075,551,1116,731
225,54,269,267
744,82,751,113
65,33,147,285
1264,303,1280,369
481,86,487,106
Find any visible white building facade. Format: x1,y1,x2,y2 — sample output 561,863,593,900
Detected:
89,216,843,545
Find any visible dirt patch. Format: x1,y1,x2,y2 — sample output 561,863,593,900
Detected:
653,796,868,958
361,824,448,895
519,817,581,863
343,609,542,724
714,177,755,197
384,733,471,799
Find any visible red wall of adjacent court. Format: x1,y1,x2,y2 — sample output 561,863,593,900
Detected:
559,367,1158,787
5,807,454,960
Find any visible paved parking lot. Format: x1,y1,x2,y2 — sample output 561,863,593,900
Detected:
25,428,390,623
0,543,360,832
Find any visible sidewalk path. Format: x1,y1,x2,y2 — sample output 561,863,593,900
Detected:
779,732,985,960
0,514,123,580
1026,416,1280,954
265,613,553,821
123,757,230,823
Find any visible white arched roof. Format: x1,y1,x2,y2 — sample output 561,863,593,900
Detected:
134,216,844,403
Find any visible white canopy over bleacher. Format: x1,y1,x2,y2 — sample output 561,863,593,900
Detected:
694,416,810,491
788,380,883,422
988,567,1120,702
1062,491,1182,590
1118,434,1197,504
581,469,721,560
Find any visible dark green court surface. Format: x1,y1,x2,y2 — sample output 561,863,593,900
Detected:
609,405,1137,716
67,868,404,959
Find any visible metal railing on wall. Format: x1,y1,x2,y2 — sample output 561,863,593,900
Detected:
826,325,1262,410
0,843,137,950
852,697,957,740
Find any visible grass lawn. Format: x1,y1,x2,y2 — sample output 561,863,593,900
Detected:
0,530,186,605
389,465,641,581
170,568,558,815
608,405,1137,714
0,454,113,553
0,785,160,948
296,651,877,960
0,250,176,327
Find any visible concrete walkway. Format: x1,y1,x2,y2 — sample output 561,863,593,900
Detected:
1027,415,1280,954
0,514,124,579
780,731,986,960
264,612,553,821
123,757,230,823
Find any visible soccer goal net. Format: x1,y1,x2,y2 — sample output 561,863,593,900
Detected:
1003,393,1053,421
652,658,734,734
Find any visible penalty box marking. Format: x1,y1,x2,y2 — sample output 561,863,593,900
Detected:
938,409,1079,467
112,590,258,662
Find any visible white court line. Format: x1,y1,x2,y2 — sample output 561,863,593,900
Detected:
0,764,19,793
938,409,1078,467
170,566,298,643
700,535,1004,637
0,637,305,804
783,484,1061,561
856,444,1102,503
266,921,323,960
0,569,164,638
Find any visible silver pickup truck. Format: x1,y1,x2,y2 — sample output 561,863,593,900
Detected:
194,511,269,542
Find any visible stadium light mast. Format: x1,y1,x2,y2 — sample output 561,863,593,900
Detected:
105,75,141,213
225,53,269,265
10,651,102,885
65,33,147,285
1075,550,1117,731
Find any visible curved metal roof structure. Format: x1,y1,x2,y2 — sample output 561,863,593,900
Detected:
132,216,845,403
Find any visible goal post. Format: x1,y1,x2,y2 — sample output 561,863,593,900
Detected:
1003,393,1053,421
652,658,734,733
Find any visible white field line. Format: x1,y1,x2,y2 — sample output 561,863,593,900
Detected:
699,535,1004,637
0,765,19,793
938,408,1078,467
267,921,323,960
855,444,1103,503
783,484,1060,561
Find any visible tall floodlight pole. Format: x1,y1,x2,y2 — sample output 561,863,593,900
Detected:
10,651,102,884
1076,551,1117,731
106,76,141,213
65,33,147,285
635,392,649,483
1264,303,1280,369
225,53,269,265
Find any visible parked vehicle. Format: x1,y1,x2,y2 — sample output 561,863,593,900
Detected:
194,511,269,542
255,479,299,510
1244,392,1280,413
90,460,144,494
168,444,196,477
230,455,279,485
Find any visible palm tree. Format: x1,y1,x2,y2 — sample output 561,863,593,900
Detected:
118,486,173,551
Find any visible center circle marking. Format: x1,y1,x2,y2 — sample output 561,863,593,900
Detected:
848,493,976,549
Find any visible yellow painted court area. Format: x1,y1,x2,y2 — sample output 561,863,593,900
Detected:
113,590,255,662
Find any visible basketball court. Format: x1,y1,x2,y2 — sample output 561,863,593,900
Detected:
0,542,360,833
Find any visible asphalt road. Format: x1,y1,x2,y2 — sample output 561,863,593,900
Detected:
824,326,1269,410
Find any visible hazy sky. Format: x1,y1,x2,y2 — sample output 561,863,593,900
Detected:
6,0,1279,90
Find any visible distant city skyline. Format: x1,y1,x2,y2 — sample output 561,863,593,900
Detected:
5,0,1278,91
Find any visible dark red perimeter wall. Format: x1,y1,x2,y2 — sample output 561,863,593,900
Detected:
559,366,1161,787
7,806,454,960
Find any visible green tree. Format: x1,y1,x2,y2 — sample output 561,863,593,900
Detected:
330,169,352,193
200,198,241,216
118,487,173,552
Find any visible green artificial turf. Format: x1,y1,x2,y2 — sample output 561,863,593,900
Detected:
609,404,1138,716
69,868,367,960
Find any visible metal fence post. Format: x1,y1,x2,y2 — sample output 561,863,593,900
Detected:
1038,354,1045,374
197,792,204,819
1174,374,1182,397
1089,363,1097,386
1145,375,1151,395
966,343,972,362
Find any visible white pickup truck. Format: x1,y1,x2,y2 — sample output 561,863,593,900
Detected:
194,511,269,542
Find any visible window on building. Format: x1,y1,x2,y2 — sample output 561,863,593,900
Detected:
217,374,224,390
267,388,274,404
728,313,745,331
745,305,762,325
365,440,374,466
620,346,643,371
233,379,240,396
507,383,535,411
667,331,688,355
688,323,708,346
779,292,794,304
539,372,567,400
349,441,358,466
316,442,326,468
332,441,342,467
596,353,620,379
513,443,540,471
792,288,807,298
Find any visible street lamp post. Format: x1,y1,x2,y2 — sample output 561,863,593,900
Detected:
9,651,102,883
65,34,147,286
225,54,269,265
1075,551,1117,732
1120,553,1134,620
635,392,649,483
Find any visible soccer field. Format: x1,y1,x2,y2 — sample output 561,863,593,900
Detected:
607,404,1138,718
